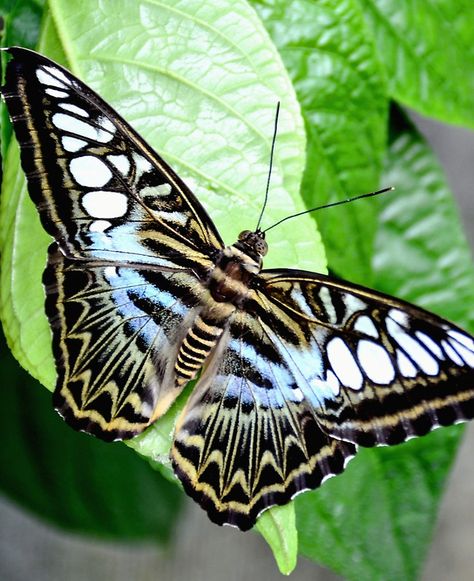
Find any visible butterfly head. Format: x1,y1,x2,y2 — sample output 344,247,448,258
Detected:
237,230,268,258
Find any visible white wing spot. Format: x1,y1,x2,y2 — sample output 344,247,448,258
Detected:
416,331,444,359
45,88,69,98
290,288,315,318
319,287,337,323
387,318,439,375
396,350,417,378
59,103,89,118
52,113,98,140
291,387,304,403
357,340,395,384
156,210,187,225
70,156,112,187
89,219,112,232
36,67,69,89
96,116,115,143
389,309,409,326
133,153,153,178
448,339,474,367
107,154,130,176
327,337,363,390
44,65,72,87
441,340,464,366
325,370,340,396
104,266,118,278
62,136,87,152
82,191,127,218
157,183,172,196
343,293,367,312
448,330,474,351
354,315,379,338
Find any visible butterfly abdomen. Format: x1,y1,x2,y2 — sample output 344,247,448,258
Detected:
175,313,228,386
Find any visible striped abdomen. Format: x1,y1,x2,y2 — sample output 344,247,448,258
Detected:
174,310,230,386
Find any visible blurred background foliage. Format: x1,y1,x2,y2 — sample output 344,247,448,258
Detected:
0,1,473,579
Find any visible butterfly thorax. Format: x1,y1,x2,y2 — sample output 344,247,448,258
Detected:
174,230,267,387
205,229,266,305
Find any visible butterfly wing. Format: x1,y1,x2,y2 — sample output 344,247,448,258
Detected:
258,269,474,447
2,47,224,438
45,243,210,440
1,47,223,270
171,307,357,530
171,267,474,529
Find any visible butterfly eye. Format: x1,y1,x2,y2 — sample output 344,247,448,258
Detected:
255,237,268,256
238,230,252,241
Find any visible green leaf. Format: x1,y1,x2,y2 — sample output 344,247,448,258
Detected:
358,0,474,128
252,0,389,282
0,0,45,49
255,503,298,575
296,431,462,580
295,107,474,579
374,107,474,327
0,0,312,568
0,327,183,541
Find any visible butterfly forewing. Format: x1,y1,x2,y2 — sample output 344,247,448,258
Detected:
2,47,223,272
2,46,226,439
259,270,474,446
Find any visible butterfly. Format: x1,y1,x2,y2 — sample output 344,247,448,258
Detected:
2,46,474,531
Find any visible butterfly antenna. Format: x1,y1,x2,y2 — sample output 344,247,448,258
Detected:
263,186,394,233
255,101,280,233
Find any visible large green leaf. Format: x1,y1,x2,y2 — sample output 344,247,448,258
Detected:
0,0,312,570
0,327,183,541
297,430,461,581
1,0,320,389
295,108,474,580
358,0,474,128
374,108,474,325
253,0,389,282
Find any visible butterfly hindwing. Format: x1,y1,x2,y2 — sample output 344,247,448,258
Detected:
45,243,209,440
172,310,356,530
2,46,223,273
259,270,474,447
